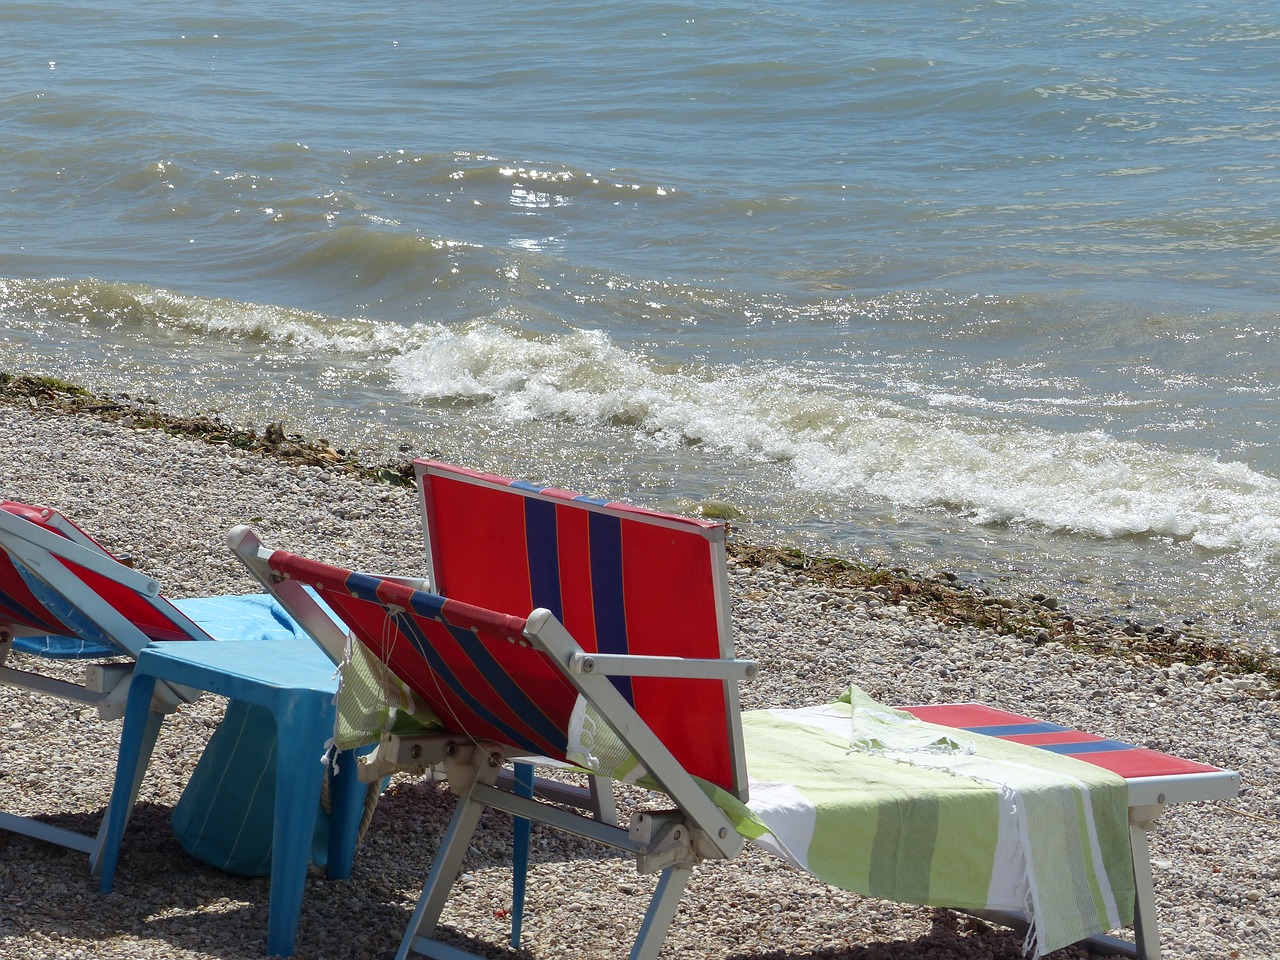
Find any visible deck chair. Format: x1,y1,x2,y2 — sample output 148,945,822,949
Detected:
397,463,1238,960
227,502,756,960
0,500,326,868
0,500,215,856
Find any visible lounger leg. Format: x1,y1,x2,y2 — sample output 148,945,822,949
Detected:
511,762,534,948
94,673,166,887
397,759,497,960
631,865,693,960
588,773,618,825
1129,806,1164,960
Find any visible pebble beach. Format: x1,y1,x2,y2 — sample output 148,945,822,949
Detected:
1,401,1277,960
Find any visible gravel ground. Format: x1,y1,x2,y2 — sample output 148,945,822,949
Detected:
0,405,1276,960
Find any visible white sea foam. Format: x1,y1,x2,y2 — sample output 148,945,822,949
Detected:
388,322,1280,562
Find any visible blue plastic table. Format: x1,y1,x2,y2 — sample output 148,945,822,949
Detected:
96,639,366,958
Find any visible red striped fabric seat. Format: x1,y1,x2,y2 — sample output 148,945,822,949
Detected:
900,702,1225,781
1,500,202,655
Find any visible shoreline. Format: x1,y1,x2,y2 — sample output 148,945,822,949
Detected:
3,370,1275,696
0,394,1277,959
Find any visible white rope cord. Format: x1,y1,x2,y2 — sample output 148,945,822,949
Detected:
416,608,485,750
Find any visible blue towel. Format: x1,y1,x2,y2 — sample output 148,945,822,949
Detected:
11,592,307,657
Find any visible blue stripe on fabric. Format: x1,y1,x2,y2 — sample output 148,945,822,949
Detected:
387,601,551,755
510,480,543,493
12,559,117,652
587,512,633,702
401,589,567,754
345,571,393,604
523,497,563,620
572,495,610,506
343,572,566,754
967,721,1071,737
1035,739,1137,755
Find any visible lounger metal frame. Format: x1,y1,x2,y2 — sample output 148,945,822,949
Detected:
0,503,205,857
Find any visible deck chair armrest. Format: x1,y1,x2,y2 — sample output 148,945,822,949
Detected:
525,609,743,861
227,525,352,665
567,651,757,681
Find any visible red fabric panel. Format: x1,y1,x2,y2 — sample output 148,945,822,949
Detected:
901,701,1223,780
1002,731,1108,746
0,501,194,642
900,703,1037,728
269,550,575,759
416,461,740,793
424,476,534,617
73,562,195,642
552,503,597,649
619,520,733,790
0,555,68,632
1066,747,1220,779
0,502,77,632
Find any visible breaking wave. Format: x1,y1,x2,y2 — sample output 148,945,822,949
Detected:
390,321,1280,561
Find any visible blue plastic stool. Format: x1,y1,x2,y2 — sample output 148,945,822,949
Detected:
96,639,366,958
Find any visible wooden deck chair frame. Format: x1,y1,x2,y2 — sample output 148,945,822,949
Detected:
226,531,757,960
0,502,208,857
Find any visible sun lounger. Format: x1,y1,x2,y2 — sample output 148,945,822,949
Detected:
0,500,217,855
896,702,1240,958
0,500,359,893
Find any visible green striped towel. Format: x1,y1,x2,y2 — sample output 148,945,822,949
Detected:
715,687,1135,958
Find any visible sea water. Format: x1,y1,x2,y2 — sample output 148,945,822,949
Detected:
2,0,1277,647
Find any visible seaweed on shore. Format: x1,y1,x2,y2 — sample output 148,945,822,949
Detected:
0,372,417,486
726,543,1279,694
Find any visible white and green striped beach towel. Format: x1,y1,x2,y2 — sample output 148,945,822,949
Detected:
717,687,1136,958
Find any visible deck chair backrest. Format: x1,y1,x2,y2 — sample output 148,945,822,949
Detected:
414,460,747,799
0,501,212,656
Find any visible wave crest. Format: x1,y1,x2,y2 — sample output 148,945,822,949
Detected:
391,321,1280,560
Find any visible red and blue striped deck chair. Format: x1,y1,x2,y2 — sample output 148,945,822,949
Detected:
899,702,1239,960
225,529,756,960
414,459,747,801
0,501,216,856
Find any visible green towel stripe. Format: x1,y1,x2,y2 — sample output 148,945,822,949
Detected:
927,790,1002,907
865,790,940,902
